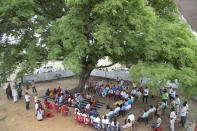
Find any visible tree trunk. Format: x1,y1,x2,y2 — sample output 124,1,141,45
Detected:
77,68,92,93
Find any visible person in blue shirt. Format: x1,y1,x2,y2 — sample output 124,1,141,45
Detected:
90,108,98,117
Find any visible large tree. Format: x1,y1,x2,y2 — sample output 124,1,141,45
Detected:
130,0,197,98
0,0,197,94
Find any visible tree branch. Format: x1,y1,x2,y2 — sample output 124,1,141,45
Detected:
96,63,116,69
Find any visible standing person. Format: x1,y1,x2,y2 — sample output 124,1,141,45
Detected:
143,87,149,104
6,83,12,100
179,103,187,127
169,87,173,101
170,108,176,131
162,89,169,105
12,83,18,103
31,80,37,94
25,92,30,110
184,101,189,123
175,95,180,115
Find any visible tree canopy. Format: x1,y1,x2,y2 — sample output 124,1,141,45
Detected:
0,0,197,95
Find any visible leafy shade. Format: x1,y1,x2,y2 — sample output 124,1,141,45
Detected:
130,62,176,94
129,0,197,98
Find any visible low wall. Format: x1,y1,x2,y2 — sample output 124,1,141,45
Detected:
23,69,132,83
23,70,75,82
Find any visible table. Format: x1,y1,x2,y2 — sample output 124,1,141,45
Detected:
113,100,124,106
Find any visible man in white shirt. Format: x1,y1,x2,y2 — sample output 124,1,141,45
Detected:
143,87,149,104
114,105,121,114
94,115,101,129
25,92,30,110
175,95,180,115
102,115,110,129
147,105,156,115
170,108,176,131
127,112,135,122
137,109,149,122
179,103,187,127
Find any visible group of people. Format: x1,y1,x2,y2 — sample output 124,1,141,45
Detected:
84,79,189,131
75,106,136,131
6,82,23,102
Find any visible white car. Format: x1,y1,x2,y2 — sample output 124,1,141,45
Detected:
35,66,53,74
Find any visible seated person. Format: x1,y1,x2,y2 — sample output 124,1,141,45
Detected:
127,112,135,122
114,89,120,100
44,99,50,108
121,91,129,99
137,109,149,122
108,88,114,96
101,115,110,129
71,99,76,107
85,102,91,112
121,84,126,90
81,111,89,124
90,96,96,105
90,108,98,117
114,105,121,115
106,108,114,119
120,104,127,117
112,85,117,92
45,89,50,96
59,94,64,104
49,91,55,99
147,105,156,115
86,93,91,100
57,86,61,92
122,119,132,131
151,114,162,129
76,102,81,109
131,88,137,96
53,88,57,95
101,87,109,97
111,118,120,130
93,115,101,129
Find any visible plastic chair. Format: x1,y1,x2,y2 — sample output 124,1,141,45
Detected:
81,115,86,126
89,117,93,127
62,105,69,117
54,104,59,114
49,104,53,110
44,109,48,118
154,121,162,131
75,114,81,124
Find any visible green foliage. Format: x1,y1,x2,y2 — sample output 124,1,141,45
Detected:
0,0,197,96
129,0,197,98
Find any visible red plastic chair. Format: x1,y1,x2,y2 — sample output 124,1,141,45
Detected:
44,109,47,118
75,114,81,124
49,104,53,110
54,104,59,114
89,117,93,126
154,121,162,131
81,115,86,126
61,105,69,116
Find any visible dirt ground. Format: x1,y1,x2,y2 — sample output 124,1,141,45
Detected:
0,77,196,131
